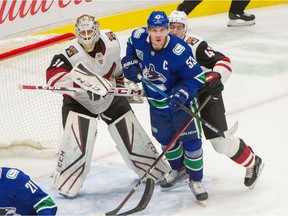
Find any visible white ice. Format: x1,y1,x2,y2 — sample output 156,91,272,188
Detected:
1,5,288,216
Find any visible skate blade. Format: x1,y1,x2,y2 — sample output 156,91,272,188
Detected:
198,200,207,207
160,179,189,192
88,213,106,216
227,20,255,27
248,162,265,190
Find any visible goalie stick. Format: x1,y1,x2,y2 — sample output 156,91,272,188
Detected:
140,76,238,138
19,84,145,97
104,95,211,216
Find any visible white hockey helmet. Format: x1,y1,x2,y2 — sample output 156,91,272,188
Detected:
75,14,100,52
168,10,188,32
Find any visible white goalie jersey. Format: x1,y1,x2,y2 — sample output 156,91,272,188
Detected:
46,29,123,114
48,26,170,197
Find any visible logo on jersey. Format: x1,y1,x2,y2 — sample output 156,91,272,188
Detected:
105,31,116,41
133,28,145,39
6,169,19,179
136,49,143,60
173,44,185,55
143,64,167,83
186,36,199,46
0,207,17,216
96,52,104,65
65,45,78,57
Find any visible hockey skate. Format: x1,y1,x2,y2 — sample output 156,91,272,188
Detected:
227,12,256,27
189,181,208,207
244,155,264,190
159,166,188,190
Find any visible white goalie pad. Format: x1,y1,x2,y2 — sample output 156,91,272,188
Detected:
108,110,170,182
52,111,97,197
70,62,112,96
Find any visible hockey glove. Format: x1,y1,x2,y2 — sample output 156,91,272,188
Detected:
87,90,101,101
205,72,224,99
167,86,190,110
121,55,142,83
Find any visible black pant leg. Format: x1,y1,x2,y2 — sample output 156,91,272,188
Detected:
229,0,251,14
62,96,99,128
199,93,228,139
177,0,203,15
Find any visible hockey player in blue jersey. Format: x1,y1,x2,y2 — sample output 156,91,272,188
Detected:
121,11,208,203
0,167,57,215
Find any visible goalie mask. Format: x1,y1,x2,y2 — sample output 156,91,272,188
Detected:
168,10,188,34
75,14,100,52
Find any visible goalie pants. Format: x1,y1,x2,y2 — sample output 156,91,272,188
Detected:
62,96,132,127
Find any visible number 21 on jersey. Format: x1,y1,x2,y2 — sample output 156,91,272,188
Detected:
25,180,38,193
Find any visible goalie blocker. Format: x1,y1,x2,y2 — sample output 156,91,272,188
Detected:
52,110,170,197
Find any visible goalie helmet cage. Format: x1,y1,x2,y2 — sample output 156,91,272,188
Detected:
0,33,76,157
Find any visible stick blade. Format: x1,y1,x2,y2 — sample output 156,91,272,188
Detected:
224,121,238,138
117,178,155,215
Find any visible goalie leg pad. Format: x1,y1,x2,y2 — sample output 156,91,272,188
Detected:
108,110,170,182
52,111,97,197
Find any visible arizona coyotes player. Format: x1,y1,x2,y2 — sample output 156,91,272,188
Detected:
163,10,264,190
46,14,170,197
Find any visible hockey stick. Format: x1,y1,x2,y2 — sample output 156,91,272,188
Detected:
19,84,145,97
140,77,238,138
105,178,154,216
105,95,211,216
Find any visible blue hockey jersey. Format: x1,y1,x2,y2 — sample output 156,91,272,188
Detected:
0,167,57,215
125,27,205,111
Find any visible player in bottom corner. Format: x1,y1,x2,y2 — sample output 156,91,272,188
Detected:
121,10,209,203
167,10,264,190
0,167,57,215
